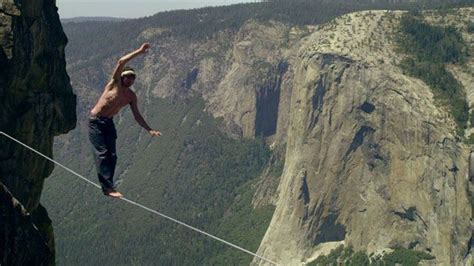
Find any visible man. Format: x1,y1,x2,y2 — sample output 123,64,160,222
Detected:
88,43,161,198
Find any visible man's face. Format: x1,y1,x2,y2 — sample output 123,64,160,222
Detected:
122,75,136,87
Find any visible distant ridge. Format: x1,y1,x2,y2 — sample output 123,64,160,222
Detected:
61,16,128,23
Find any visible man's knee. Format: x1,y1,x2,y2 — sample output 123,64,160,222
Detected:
95,151,116,164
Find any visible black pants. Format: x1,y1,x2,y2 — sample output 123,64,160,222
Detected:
88,116,117,192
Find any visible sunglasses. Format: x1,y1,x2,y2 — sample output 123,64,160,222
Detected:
123,75,136,80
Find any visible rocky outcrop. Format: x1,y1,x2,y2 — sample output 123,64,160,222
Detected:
202,21,290,138
0,184,53,265
139,20,293,139
0,0,76,264
255,10,473,265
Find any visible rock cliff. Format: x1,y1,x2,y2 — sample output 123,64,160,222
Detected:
0,0,76,264
136,12,472,264
255,9,473,265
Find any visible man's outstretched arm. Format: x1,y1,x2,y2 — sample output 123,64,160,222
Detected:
130,94,162,137
111,43,150,81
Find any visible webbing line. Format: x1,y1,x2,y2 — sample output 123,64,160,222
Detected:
0,131,277,265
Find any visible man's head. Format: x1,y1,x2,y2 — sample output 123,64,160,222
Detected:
121,66,136,87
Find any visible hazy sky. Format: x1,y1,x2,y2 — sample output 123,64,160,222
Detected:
57,0,254,19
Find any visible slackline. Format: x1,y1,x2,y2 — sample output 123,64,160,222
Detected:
0,131,277,265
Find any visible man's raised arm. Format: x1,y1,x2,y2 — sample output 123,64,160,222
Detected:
111,43,150,81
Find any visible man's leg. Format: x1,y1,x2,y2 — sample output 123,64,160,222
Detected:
88,119,120,197
103,127,117,188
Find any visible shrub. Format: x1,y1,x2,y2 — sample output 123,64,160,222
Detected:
349,251,370,266
398,12,469,135
383,248,435,265
468,22,474,33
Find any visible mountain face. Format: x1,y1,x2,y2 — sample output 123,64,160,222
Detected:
256,9,473,265
0,0,76,264
146,9,473,265
51,5,473,265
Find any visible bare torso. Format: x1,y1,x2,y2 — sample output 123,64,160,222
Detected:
90,81,135,118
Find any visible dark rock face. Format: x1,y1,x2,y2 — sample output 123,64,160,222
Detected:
0,184,53,265
0,0,76,264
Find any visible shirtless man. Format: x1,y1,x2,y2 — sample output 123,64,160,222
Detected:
88,43,161,198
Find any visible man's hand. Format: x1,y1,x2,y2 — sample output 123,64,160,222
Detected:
139,43,150,54
113,43,151,80
148,129,162,137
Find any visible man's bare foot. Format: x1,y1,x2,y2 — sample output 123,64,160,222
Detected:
104,189,123,198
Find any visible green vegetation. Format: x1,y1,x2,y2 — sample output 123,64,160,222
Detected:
43,97,274,265
206,181,274,264
310,245,344,265
399,13,467,64
309,246,435,266
466,133,474,145
381,248,435,265
350,251,370,265
468,22,474,33
398,12,469,135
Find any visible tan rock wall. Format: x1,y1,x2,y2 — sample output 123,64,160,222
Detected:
256,10,472,265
